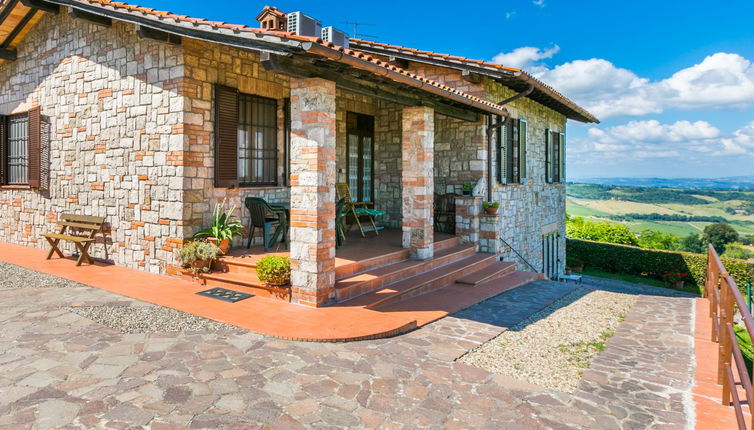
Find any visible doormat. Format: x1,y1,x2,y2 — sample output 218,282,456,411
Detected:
196,288,254,303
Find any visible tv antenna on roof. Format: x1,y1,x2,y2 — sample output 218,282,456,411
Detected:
343,21,378,40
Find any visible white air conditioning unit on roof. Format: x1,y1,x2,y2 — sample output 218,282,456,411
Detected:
322,26,349,49
287,11,322,37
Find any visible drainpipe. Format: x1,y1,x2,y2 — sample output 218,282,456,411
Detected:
486,84,535,201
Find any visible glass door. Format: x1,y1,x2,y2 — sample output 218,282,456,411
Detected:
346,112,375,202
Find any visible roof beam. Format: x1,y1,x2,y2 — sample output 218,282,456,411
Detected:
261,52,478,122
136,25,181,45
0,48,17,60
20,0,59,14
462,70,481,84
388,56,409,69
69,7,111,27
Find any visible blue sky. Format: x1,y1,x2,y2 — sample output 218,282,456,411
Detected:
142,0,754,179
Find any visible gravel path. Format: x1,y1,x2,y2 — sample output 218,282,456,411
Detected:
66,304,240,334
459,286,637,393
0,261,88,289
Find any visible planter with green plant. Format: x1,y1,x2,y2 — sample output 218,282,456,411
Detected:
193,200,244,254
256,255,292,287
462,181,474,196
482,201,500,215
663,271,688,288
179,240,221,275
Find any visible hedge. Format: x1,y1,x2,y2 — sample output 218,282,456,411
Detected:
567,238,754,293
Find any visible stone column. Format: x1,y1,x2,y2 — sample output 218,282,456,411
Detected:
479,213,502,253
455,196,482,248
401,106,434,260
289,78,337,307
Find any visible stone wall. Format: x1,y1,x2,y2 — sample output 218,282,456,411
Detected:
0,13,187,273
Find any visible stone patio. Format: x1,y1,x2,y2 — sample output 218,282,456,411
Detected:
0,262,707,429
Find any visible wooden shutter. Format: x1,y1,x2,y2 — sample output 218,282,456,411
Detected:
559,132,565,182
545,129,552,183
214,84,239,188
519,119,527,182
283,97,291,186
0,115,5,185
510,119,519,183
497,116,506,184
27,107,41,188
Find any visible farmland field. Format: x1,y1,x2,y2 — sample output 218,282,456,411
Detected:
566,183,754,238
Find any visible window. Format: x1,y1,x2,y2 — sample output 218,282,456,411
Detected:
7,114,29,185
238,94,277,186
346,112,374,202
497,117,527,184
545,129,565,183
0,108,45,188
214,85,279,188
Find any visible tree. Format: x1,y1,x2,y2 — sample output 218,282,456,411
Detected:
701,222,739,254
637,229,680,251
680,233,705,254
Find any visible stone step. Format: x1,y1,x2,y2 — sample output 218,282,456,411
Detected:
456,261,516,285
199,272,291,301
341,253,497,309
334,243,478,302
375,270,547,321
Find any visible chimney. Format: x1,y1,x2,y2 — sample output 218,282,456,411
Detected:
256,6,287,31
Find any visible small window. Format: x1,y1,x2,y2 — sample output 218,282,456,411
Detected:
545,130,565,183
498,117,526,184
238,94,278,186
7,113,29,185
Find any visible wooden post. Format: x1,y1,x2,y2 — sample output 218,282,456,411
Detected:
718,281,729,385
722,321,733,405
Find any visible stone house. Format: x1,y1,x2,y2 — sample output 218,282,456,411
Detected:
0,0,597,306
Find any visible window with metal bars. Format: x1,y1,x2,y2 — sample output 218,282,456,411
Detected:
237,94,278,186
6,113,29,185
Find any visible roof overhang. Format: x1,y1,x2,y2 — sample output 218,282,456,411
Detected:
350,39,600,124
0,0,507,120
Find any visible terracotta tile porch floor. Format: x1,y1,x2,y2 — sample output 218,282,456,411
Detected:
0,236,535,342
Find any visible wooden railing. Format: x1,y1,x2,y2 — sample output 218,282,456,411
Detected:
706,244,754,429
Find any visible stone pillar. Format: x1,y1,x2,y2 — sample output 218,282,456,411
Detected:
479,213,502,253
289,78,337,307
455,196,482,248
401,106,434,260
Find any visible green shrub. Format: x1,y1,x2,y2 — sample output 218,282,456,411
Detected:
178,240,221,273
567,238,754,295
256,256,291,286
566,217,639,246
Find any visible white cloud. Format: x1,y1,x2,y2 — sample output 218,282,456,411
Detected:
568,119,754,163
491,45,559,73
505,11,516,19
533,0,545,7
491,47,754,120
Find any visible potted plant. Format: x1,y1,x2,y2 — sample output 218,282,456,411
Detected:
256,256,291,287
663,271,688,288
566,255,584,273
179,240,221,274
482,201,500,214
193,199,244,254
462,182,474,196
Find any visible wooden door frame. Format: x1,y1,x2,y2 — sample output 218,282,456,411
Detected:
345,112,375,203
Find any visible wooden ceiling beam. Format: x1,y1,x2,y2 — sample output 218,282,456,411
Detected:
136,25,181,45
261,52,478,122
69,7,111,27
20,0,59,14
0,48,17,60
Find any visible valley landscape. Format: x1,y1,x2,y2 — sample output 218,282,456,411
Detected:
566,181,754,245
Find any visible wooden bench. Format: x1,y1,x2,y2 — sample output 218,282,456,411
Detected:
42,214,105,266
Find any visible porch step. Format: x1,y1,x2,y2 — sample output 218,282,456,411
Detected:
334,235,461,279
199,272,292,301
456,261,516,285
214,257,260,276
341,253,498,309
334,243,478,302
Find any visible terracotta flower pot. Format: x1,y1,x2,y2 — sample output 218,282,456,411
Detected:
207,237,230,255
189,259,212,273
484,207,499,215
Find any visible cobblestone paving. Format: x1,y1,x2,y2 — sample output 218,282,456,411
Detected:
0,272,695,429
